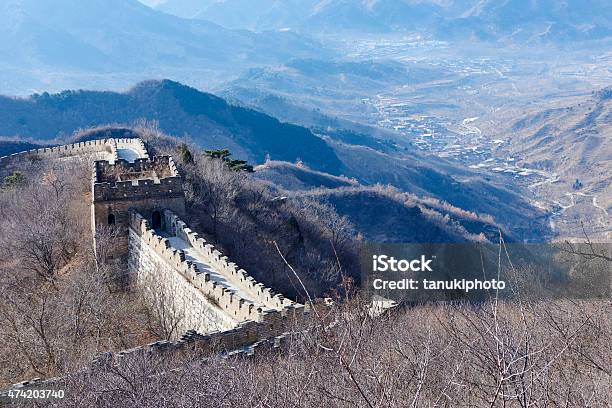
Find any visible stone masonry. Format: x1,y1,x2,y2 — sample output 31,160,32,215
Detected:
0,136,305,339
0,136,308,395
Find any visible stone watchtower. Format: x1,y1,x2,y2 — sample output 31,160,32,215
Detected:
91,155,186,261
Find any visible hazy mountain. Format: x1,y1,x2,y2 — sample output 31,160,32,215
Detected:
232,58,450,95
0,0,326,95
0,79,550,241
155,0,217,18
181,0,611,44
441,0,612,43
491,87,612,238
0,80,341,173
193,0,446,33
221,58,455,124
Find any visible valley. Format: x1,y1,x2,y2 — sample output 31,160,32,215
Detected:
223,38,611,240
0,0,609,244
0,2,610,404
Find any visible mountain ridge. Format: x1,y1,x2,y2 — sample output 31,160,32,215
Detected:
0,79,551,241
0,80,342,173
176,0,612,45
0,0,327,95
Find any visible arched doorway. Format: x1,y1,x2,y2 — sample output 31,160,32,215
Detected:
152,211,162,230
107,213,116,226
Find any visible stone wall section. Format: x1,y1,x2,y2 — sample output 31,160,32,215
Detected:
0,138,148,165
128,211,305,337
0,137,310,396
128,225,238,335
164,211,298,312
1,320,303,398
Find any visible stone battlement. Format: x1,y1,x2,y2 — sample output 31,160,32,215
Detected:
0,137,148,165
90,145,186,248
92,156,183,202
0,135,309,394
129,211,305,326
164,211,298,312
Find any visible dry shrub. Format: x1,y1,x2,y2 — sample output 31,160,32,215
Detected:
50,297,611,407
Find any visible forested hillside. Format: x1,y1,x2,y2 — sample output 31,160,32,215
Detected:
0,80,342,173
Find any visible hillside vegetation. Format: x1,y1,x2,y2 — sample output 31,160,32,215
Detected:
0,155,162,388
0,80,342,174
255,161,500,243
0,127,354,387
1,128,609,406
0,81,552,241
47,298,612,407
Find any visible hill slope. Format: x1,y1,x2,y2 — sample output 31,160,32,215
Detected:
256,159,545,242
295,186,499,243
491,87,612,238
0,80,342,173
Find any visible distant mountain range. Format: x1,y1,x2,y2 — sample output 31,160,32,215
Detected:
154,0,218,18
2,0,607,95
440,0,612,43
0,80,550,241
157,0,612,44
0,0,326,94
0,0,324,69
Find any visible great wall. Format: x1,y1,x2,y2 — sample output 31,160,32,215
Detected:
0,137,308,394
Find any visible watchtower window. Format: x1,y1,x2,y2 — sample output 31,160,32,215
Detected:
152,211,162,230
107,213,116,226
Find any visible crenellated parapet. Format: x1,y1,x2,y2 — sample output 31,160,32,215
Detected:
0,137,151,166
164,210,300,312
0,134,312,396
1,139,114,165
93,156,182,201
93,169,182,202
129,211,306,326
